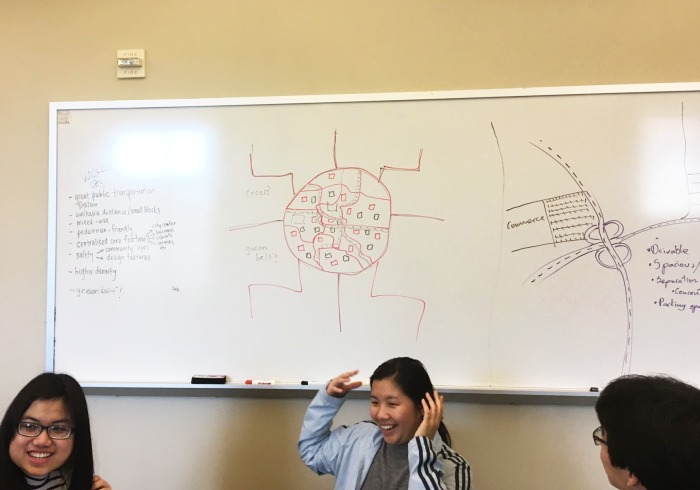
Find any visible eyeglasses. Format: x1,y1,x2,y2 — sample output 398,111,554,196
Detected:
592,425,607,446
16,422,74,440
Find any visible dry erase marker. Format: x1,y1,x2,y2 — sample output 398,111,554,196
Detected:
245,379,276,385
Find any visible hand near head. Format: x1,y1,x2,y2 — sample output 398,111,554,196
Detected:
92,475,111,490
414,390,444,440
326,369,363,398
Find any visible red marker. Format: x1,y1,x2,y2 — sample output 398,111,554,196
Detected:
245,379,276,385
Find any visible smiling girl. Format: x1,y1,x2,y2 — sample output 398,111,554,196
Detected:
299,357,471,489
0,373,111,490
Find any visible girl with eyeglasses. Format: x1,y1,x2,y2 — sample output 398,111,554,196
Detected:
0,373,111,489
299,357,472,489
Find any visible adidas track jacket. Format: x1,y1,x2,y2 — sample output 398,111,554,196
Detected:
298,388,471,490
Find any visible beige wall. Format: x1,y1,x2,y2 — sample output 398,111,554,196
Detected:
1,1,698,488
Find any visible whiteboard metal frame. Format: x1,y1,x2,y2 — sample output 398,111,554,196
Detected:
79,382,599,405
46,81,700,398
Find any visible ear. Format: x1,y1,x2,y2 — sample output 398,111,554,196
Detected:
625,471,644,489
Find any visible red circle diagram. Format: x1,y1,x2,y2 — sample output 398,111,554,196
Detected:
283,168,392,274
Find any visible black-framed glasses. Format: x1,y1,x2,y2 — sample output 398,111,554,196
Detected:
16,422,74,440
592,425,607,446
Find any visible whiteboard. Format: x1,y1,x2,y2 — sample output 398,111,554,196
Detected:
47,85,700,391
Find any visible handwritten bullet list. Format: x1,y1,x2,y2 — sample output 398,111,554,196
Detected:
66,171,177,299
648,241,700,314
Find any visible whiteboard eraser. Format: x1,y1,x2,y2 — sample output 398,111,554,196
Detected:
191,375,227,384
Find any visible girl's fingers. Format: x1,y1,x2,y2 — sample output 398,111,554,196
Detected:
424,391,437,412
434,390,443,412
337,370,359,385
327,370,360,397
422,390,443,424
92,475,111,490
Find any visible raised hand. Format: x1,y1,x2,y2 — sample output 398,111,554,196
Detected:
92,475,111,490
414,390,444,440
326,369,363,398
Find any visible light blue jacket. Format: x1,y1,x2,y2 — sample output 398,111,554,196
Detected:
298,388,471,490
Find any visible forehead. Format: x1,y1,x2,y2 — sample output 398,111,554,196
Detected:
22,398,71,422
370,378,408,399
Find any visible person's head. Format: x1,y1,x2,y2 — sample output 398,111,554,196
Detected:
0,373,95,489
594,374,700,490
369,357,451,446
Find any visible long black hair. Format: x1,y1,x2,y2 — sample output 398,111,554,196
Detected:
0,373,95,489
370,357,452,446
